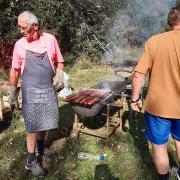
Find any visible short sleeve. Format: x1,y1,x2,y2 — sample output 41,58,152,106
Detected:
135,39,154,74
12,43,22,69
53,37,64,63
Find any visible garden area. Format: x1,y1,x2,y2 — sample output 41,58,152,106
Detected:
0,0,180,179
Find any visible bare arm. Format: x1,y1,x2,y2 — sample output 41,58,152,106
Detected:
131,71,145,112
56,62,64,70
10,68,21,86
53,62,64,92
131,71,145,100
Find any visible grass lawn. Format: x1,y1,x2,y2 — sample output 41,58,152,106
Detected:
0,60,179,180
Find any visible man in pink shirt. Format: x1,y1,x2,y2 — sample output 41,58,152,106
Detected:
9,11,64,177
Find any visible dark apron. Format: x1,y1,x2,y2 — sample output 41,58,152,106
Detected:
21,38,59,132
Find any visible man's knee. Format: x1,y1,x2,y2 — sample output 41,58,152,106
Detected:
152,143,168,152
152,143,169,173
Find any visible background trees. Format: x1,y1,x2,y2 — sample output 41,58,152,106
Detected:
0,0,176,69
0,0,128,68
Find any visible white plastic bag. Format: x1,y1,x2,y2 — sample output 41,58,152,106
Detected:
58,72,72,98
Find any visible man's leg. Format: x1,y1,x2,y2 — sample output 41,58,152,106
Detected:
145,112,170,179
36,131,46,156
26,132,47,177
37,131,46,140
152,143,169,174
27,132,37,163
36,131,56,158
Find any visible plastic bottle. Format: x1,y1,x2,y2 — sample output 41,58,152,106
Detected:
78,152,107,161
169,166,180,180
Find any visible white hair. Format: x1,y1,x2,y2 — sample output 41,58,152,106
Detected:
18,11,38,25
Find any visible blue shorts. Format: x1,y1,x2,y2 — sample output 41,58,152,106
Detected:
145,112,180,144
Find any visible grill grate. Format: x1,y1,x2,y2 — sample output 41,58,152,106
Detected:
65,89,110,106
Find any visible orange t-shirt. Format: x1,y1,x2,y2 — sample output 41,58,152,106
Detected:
135,30,180,119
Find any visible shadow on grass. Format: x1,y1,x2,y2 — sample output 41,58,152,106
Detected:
94,164,119,180
0,132,28,180
73,105,121,131
1,139,71,179
0,111,14,132
168,151,178,168
45,102,75,147
124,110,158,179
46,101,110,147
0,120,10,132
77,113,107,129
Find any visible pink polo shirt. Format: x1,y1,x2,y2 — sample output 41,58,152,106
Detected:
12,32,64,73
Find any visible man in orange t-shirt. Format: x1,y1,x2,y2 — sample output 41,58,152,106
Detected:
131,5,180,180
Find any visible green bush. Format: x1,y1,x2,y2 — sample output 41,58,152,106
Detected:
0,0,129,68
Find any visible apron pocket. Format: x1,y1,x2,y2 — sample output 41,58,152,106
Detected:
27,88,55,103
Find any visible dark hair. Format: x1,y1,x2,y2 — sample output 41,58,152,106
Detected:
167,5,180,27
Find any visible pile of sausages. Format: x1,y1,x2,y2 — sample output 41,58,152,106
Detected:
65,89,110,106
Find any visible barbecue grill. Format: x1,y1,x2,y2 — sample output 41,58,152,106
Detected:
65,80,129,145
64,59,138,145
65,80,128,118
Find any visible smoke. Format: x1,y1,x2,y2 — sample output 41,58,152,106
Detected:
103,0,174,64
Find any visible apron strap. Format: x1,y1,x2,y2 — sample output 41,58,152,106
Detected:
24,34,55,73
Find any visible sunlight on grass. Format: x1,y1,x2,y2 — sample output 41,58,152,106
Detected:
0,59,178,180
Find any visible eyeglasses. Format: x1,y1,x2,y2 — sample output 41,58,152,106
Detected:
17,25,32,32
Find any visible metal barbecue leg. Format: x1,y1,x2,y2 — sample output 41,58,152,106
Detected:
118,108,123,133
119,92,125,132
106,104,110,146
74,113,80,140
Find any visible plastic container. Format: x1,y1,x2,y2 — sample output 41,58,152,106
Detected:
78,152,107,161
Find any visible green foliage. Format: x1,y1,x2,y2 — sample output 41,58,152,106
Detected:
177,0,180,5
0,0,177,68
0,69,8,81
0,0,19,40
0,0,128,68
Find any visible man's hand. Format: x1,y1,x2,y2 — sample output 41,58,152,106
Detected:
9,86,18,112
131,71,145,112
53,68,64,93
131,99,142,112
